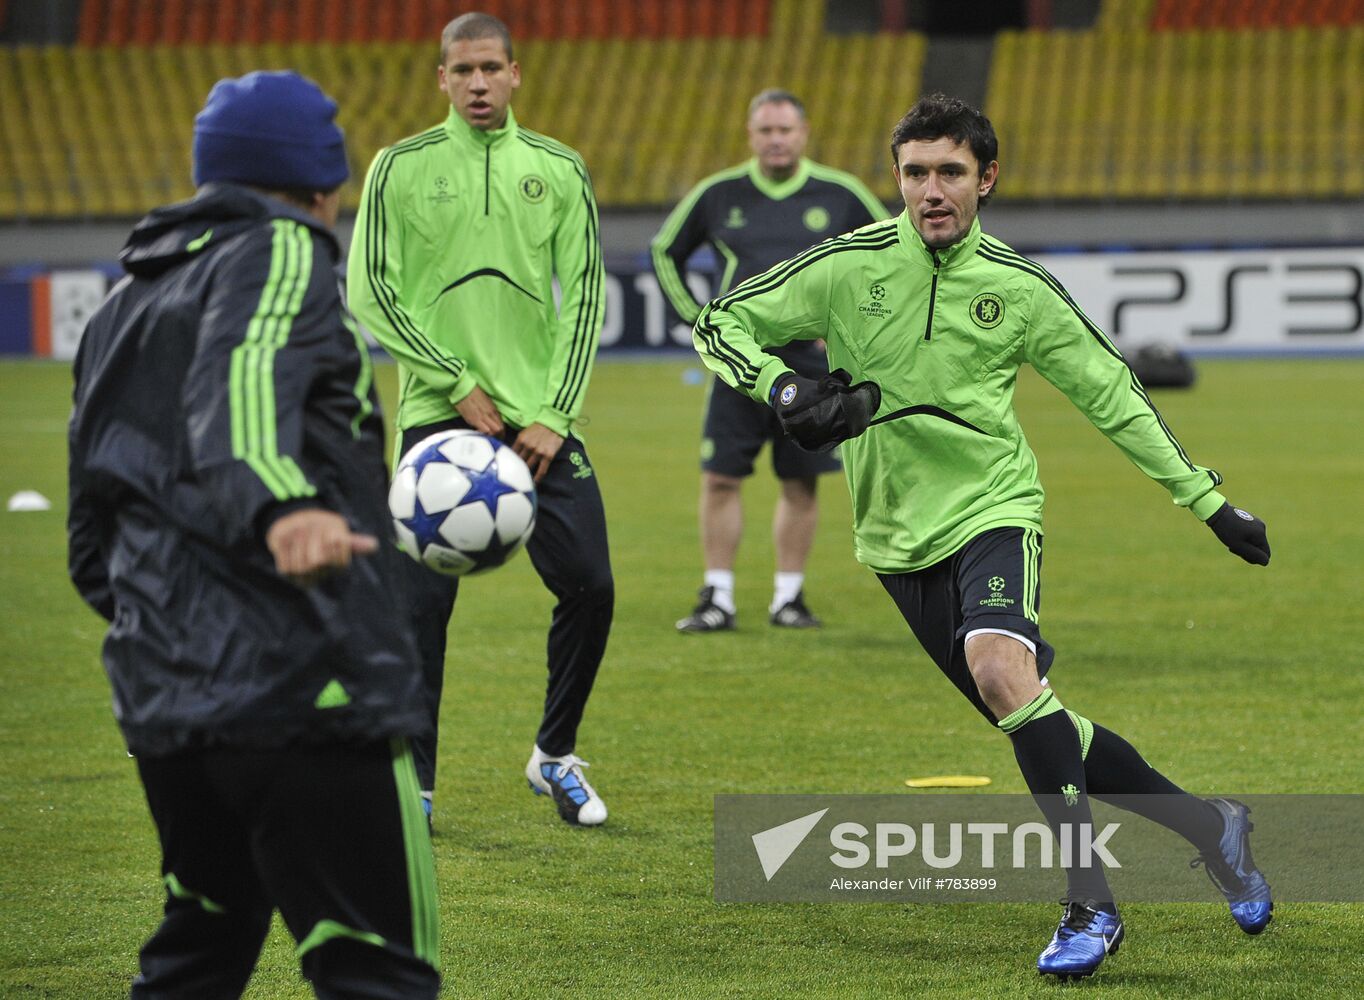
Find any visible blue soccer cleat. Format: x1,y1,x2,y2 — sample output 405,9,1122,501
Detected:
525,747,607,826
1191,797,1273,934
1037,900,1124,980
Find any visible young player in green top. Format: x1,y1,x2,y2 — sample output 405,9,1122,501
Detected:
692,94,1273,980
347,12,611,829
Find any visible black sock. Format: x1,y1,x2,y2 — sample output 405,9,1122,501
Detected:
1078,721,1224,853
999,691,1115,910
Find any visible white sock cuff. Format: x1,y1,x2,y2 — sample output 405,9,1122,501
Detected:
704,570,736,612
772,571,805,611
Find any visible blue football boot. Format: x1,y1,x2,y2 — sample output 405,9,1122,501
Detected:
1037,900,1124,980
525,747,607,826
1191,797,1273,934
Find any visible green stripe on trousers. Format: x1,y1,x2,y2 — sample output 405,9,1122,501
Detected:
391,738,440,968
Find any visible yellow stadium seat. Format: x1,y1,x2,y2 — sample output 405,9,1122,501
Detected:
17,181,52,218
15,17,1359,216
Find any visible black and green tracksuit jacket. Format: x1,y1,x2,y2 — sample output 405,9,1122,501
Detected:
651,156,887,326
68,183,428,755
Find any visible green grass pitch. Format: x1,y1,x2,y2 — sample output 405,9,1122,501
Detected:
1,357,1361,998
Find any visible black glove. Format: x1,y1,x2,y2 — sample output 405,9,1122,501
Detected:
1206,502,1270,566
769,369,881,453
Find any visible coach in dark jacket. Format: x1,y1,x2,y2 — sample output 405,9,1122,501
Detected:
68,71,439,999
69,183,426,755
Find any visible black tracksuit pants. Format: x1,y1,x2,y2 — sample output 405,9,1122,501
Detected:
132,740,439,1000
400,421,614,791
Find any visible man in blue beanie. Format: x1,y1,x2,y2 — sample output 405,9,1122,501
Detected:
69,70,441,998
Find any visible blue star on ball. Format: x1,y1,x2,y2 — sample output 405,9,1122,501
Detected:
459,460,520,515
403,491,449,544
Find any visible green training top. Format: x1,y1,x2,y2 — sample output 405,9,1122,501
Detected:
693,212,1227,574
347,106,604,437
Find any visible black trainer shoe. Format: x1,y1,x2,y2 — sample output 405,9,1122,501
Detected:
676,586,736,633
769,591,822,628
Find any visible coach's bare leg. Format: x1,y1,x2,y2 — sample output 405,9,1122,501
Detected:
701,472,744,571
773,476,817,573
965,632,1045,720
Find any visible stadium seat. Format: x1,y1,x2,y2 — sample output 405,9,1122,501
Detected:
982,11,1364,203
17,3,886,216
7,1,1362,218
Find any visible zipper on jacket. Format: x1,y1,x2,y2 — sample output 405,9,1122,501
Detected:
484,146,491,215
923,250,941,341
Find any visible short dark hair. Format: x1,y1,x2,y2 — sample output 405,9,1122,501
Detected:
748,88,806,120
890,94,999,203
440,12,513,64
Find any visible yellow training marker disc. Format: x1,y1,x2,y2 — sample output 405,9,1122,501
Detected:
905,775,992,788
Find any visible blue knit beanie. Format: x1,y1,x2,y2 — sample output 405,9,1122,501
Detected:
192,71,349,191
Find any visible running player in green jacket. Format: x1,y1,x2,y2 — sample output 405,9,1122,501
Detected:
347,12,611,829
654,89,887,634
693,94,1273,980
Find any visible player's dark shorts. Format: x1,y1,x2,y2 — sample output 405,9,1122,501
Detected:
877,526,1054,723
701,345,842,480
132,739,440,1000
